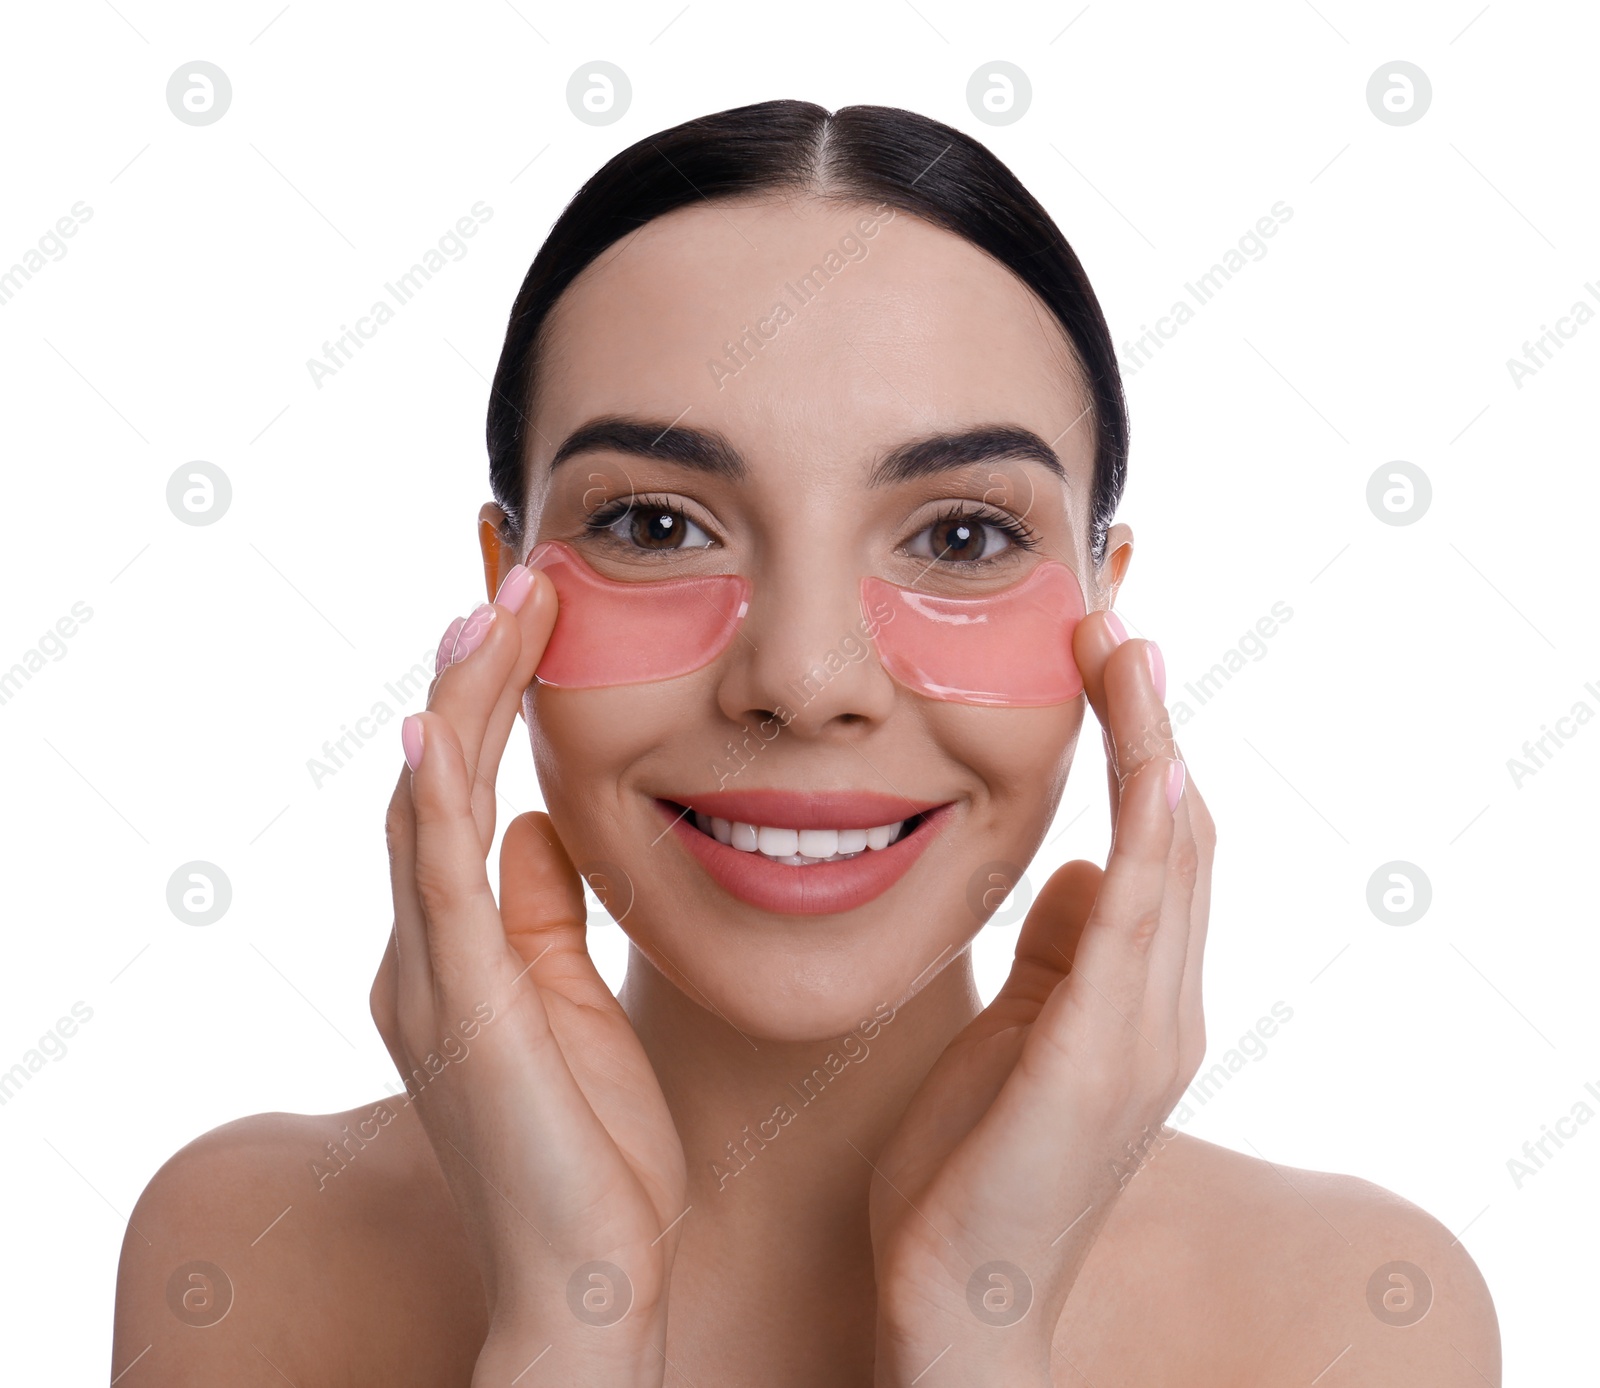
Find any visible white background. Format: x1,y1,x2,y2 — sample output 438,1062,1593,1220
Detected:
1,1,1594,1381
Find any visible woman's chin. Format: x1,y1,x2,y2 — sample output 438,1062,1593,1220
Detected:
619,904,968,1046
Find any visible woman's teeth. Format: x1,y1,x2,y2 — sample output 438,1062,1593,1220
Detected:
691,812,907,864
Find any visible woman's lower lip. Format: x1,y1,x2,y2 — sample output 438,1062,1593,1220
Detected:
655,800,952,917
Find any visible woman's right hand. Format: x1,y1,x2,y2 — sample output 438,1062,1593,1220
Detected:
370,564,686,1387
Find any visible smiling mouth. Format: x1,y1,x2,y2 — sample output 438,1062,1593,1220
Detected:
659,800,931,866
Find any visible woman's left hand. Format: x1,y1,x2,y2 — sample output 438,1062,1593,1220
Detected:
869,612,1215,1387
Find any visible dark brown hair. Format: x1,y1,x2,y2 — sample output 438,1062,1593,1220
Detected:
486,99,1128,563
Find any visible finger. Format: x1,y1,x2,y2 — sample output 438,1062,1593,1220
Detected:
385,762,434,1019
428,569,558,842
498,812,617,1011
1138,763,1199,1061
1175,769,1217,1078
1101,635,1173,795
1074,609,1128,820
1035,753,1180,1077
1095,627,1194,1060
1074,610,1143,823
370,922,401,1052
1103,725,1122,825
404,707,518,995
1072,607,1124,730
470,573,557,826
993,858,1101,1017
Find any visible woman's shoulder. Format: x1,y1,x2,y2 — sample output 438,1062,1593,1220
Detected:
1060,1130,1501,1386
112,1098,483,1387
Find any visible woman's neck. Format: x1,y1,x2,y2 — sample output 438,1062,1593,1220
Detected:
617,941,982,1375
620,942,982,1212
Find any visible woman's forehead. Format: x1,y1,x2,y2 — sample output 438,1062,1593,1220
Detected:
532,197,1095,488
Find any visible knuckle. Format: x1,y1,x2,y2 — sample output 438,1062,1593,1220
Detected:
1178,1040,1205,1092
1073,1062,1135,1122
395,1008,435,1062
1152,1052,1181,1098
369,975,389,1035
384,796,413,856
369,941,397,1040
1169,835,1201,886
412,858,484,923
1125,903,1163,953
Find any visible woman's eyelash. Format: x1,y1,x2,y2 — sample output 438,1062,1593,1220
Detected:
918,503,1042,555
583,497,1040,560
583,494,688,533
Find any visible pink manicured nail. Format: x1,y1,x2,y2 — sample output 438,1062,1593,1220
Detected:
1146,641,1166,701
402,715,425,771
450,603,497,665
494,563,536,614
1105,611,1128,644
1165,758,1186,812
435,615,467,675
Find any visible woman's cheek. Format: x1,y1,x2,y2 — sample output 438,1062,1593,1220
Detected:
930,699,1085,833
525,682,681,839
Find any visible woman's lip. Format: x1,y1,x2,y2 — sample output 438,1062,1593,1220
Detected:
658,788,944,831
655,800,955,917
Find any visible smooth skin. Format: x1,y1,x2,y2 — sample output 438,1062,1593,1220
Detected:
113,196,1499,1386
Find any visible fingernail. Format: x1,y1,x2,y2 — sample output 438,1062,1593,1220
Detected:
1165,758,1186,813
494,563,535,614
402,715,425,771
1105,611,1128,644
450,603,497,665
435,616,467,675
1146,641,1166,701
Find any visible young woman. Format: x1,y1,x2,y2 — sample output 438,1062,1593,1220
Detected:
112,101,1499,1386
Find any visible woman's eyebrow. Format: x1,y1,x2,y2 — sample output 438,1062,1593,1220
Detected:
868,426,1067,485
547,416,1068,484
550,415,746,478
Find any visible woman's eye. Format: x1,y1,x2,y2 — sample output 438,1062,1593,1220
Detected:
904,512,1019,564
595,502,714,551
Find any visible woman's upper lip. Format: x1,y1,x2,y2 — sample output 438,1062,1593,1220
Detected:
657,789,949,830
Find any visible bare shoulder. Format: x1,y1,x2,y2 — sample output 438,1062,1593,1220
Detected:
1056,1132,1501,1387
111,1098,484,1387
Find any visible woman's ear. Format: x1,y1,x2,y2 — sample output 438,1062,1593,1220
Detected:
1099,522,1134,611
478,502,518,604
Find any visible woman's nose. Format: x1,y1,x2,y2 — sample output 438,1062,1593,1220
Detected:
714,565,897,736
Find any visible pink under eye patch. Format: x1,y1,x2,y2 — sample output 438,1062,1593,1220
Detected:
526,540,751,688
861,562,1087,707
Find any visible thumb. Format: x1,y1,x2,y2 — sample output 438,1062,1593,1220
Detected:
498,812,615,1004
499,812,584,952
1009,859,1103,996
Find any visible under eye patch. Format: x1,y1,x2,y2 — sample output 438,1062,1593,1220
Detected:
860,562,1086,707
526,542,1084,706
526,540,751,688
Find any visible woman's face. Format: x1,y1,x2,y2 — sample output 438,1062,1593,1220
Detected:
503,195,1127,1042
